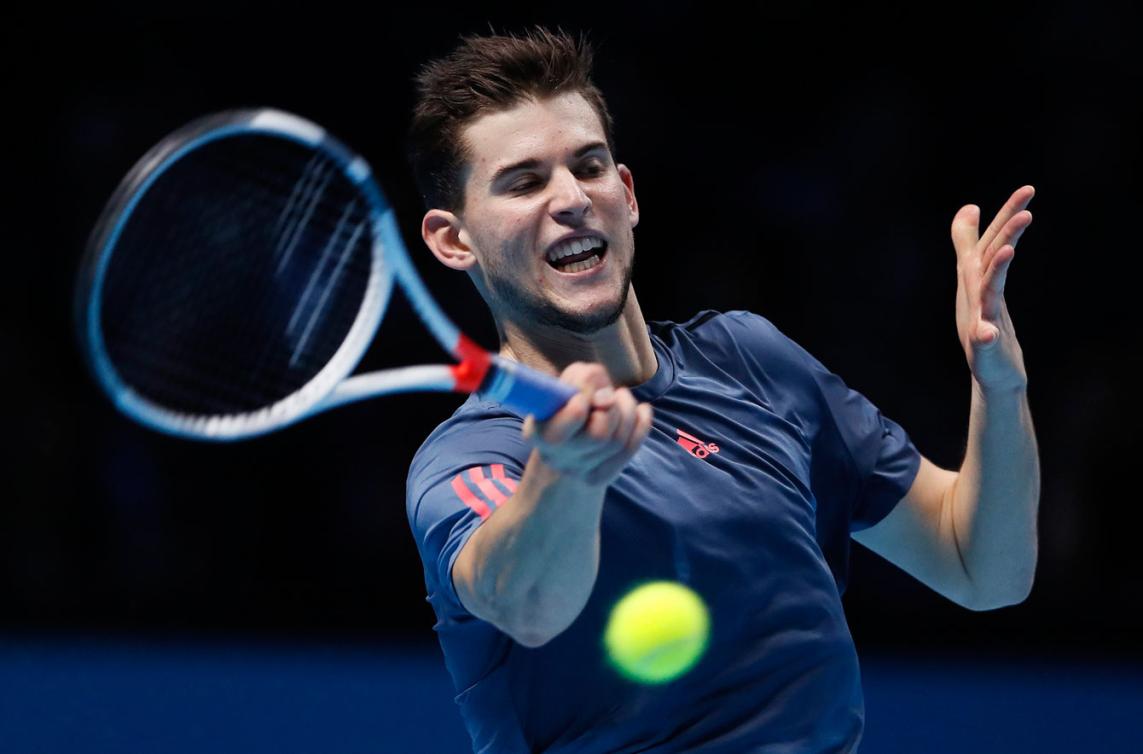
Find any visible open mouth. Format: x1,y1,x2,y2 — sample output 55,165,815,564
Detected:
546,237,608,273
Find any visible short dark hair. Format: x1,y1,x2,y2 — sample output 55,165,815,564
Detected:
407,26,616,213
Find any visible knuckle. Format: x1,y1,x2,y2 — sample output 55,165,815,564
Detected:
637,405,654,435
587,417,611,443
562,362,612,392
542,405,585,444
561,361,591,383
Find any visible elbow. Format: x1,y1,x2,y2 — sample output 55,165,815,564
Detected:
965,567,1036,612
504,613,568,649
497,587,577,649
513,628,556,649
966,587,1031,612
478,599,558,647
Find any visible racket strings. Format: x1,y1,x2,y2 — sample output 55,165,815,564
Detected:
112,336,286,415
196,143,378,261
98,134,376,416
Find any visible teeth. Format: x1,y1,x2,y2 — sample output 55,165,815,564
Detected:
547,236,604,262
560,254,603,273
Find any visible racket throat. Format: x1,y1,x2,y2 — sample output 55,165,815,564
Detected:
450,334,492,392
475,354,578,421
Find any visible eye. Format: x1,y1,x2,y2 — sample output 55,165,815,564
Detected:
579,160,606,177
511,177,539,192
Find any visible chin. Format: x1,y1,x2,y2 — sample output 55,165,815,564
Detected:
490,258,635,335
553,262,635,333
550,301,626,334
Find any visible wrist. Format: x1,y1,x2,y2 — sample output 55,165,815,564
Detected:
972,379,1029,403
529,448,610,494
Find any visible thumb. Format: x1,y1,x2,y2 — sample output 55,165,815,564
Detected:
975,320,1002,349
951,204,980,257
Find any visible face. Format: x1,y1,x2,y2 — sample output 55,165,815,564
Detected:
453,92,639,334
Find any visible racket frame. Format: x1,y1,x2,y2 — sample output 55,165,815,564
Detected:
77,110,476,440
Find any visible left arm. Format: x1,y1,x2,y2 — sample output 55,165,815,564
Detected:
853,185,1041,611
952,381,1039,608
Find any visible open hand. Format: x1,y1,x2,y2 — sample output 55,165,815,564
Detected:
950,185,1035,393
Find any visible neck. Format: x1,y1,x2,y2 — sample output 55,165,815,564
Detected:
497,287,657,387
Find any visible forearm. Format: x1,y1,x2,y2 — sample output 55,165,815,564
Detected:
466,448,607,643
951,380,1040,609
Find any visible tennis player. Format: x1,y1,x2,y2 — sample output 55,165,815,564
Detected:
405,26,1039,753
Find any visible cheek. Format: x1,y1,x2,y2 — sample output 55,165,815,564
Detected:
600,182,633,217
497,216,539,259
477,224,535,276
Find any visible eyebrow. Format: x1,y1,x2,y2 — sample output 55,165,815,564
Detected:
488,141,610,187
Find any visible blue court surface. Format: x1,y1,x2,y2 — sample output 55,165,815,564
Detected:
1,636,1139,753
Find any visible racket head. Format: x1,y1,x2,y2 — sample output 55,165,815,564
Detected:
76,109,396,440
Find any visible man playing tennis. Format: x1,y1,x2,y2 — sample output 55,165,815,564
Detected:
405,26,1039,753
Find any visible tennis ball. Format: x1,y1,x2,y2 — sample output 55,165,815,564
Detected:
603,580,710,684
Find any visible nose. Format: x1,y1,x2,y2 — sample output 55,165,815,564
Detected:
548,168,591,222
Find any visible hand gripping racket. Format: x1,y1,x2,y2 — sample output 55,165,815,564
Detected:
75,108,577,441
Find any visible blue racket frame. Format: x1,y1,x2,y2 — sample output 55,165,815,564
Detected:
77,109,575,441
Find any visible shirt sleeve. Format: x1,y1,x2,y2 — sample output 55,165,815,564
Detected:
797,347,922,530
405,411,530,618
720,310,921,531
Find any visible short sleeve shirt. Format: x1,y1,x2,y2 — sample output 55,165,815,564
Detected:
405,310,921,753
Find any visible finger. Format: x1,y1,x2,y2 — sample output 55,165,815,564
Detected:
584,395,621,441
1004,209,1032,248
984,244,1015,298
585,403,650,486
625,402,654,452
979,185,1035,252
538,392,590,445
561,362,613,396
591,385,617,410
980,244,1016,322
983,210,1032,272
951,204,981,258
609,388,638,447
975,320,1002,348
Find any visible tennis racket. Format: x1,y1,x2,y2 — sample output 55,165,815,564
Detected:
75,108,577,441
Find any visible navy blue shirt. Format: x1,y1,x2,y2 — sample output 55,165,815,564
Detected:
406,311,921,753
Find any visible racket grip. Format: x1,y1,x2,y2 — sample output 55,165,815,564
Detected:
481,356,578,421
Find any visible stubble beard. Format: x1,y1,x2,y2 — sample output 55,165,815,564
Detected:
487,249,635,335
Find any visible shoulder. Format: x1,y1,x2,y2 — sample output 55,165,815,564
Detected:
648,309,812,375
407,396,528,490
405,395,531,543
649,308,788,347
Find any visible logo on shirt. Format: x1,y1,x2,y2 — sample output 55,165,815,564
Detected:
676,428,720,459
450,464,518,520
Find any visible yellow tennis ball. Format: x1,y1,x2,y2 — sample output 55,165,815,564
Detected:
603,581,710,684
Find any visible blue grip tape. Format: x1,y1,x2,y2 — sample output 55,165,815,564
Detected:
481,359,577,421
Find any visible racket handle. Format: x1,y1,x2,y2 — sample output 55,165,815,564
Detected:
481,356,578,421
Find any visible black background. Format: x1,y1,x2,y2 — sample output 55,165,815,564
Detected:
4,3,1140,660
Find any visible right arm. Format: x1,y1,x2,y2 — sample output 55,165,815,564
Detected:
452,363,653,648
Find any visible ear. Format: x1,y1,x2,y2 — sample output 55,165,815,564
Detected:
422,209,478,271
617,163,639,229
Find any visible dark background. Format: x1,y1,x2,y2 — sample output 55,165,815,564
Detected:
4,2,1140,665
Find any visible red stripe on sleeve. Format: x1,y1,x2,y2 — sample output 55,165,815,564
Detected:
491,463,518,493
450,474,491,519
468,467,509,506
